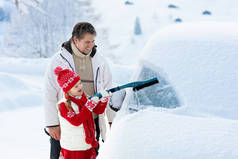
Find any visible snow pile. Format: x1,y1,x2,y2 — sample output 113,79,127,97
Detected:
99,108,238,159
0,57,49,111
0,107,49,159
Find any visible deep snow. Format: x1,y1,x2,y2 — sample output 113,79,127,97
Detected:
98,108,238,159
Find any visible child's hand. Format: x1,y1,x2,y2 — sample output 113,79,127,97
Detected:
85,96,100,111
100,90,112,103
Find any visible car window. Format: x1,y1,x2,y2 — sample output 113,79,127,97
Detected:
127,63,181,112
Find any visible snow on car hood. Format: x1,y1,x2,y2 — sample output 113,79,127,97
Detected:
98,108,238,159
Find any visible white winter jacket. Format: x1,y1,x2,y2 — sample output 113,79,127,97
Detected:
58,98,92,151
43,47,114,141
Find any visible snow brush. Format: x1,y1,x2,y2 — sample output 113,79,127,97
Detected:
88,77,159,99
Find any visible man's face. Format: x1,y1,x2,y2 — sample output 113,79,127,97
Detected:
74,33,95,55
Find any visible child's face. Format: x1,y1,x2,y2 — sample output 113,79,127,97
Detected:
69,80,83,96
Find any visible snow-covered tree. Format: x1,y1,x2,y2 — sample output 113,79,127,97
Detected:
134,16,142,35
4,0,101,58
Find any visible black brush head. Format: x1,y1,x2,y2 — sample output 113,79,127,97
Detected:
133,78,159,91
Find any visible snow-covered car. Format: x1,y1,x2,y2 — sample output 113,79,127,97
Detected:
98,22,238,159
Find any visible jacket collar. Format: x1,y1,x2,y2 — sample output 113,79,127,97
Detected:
59,46,102,88
71,40,92,58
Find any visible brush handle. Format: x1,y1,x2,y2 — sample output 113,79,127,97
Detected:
88,78,159,99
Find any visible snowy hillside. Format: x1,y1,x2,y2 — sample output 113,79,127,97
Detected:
92,0,238,64
0,57,48,111
0,57,49,159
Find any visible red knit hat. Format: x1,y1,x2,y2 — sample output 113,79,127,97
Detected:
54,67,80,93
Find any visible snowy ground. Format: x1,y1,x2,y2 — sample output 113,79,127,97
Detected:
0,107,49,159
0,58,49,158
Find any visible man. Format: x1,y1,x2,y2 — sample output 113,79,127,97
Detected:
43,22,117,159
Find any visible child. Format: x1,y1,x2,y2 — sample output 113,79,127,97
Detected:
54,66,111,159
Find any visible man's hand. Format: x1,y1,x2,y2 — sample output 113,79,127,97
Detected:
48,126,61,140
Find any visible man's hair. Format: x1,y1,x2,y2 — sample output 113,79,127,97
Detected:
72,22,96,40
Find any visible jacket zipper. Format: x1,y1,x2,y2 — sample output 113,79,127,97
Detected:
60,53,75,72
61,52,100,93
95,67,100,93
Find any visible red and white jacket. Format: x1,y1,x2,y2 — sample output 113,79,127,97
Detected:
58,93,107,151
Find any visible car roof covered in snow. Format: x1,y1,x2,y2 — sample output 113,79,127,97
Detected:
138,21,238,119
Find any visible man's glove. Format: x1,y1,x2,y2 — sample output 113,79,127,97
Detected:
85,96,100,111
100,90,112,103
